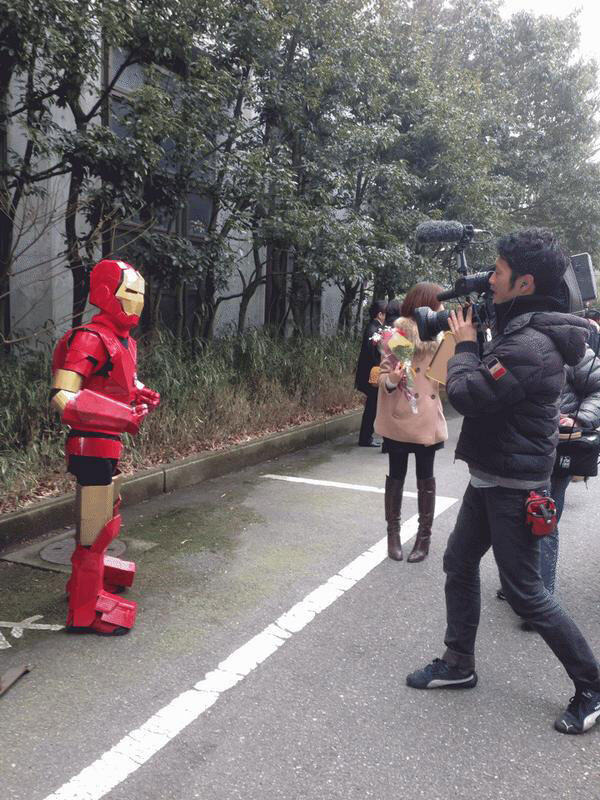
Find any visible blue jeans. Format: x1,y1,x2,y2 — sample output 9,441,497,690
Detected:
443,483,600,691
540,474,571,594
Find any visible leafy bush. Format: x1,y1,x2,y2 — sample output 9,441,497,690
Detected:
0,330,360,512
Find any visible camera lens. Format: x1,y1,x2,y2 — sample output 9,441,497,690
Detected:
413,307,451,341
456,271,492,296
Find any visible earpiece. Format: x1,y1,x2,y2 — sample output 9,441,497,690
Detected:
520,281,527,288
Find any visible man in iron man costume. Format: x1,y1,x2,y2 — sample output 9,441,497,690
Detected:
50,259,160,635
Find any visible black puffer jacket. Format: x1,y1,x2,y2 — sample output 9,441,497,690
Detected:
559,346,600,430
446,298,589,482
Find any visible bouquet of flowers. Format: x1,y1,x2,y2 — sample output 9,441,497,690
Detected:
370,326,418,414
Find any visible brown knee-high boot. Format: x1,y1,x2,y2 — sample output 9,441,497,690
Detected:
407,477,435,563
385,475,404,561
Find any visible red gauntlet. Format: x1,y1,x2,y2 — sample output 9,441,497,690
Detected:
134,386,160,410
62,389,149,435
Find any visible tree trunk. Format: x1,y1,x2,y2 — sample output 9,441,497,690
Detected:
353,280,366,335
151,284,162,332
197,299,217,341
175,280,185,341
64,83,89,328
288,269,306,335
337,278,360,332
0,48,18,349
202,263,217,340
65,162,88,327
237,292,250,334
0,177,11,348
307,279,322,336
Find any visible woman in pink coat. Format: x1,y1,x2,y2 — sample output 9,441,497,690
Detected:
375,283,448,563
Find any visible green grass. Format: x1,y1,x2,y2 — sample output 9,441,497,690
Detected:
0,330,360,512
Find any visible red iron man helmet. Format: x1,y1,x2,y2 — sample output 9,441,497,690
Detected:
89,259,145,329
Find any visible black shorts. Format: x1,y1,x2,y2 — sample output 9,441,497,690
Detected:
67,455,118,486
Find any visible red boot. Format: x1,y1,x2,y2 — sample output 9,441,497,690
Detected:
104,554,136,593
66,542,136,635
103,496,136,592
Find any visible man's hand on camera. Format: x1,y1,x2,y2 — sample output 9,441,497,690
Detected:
448,305,477,343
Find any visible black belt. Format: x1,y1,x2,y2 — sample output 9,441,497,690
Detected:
68,430,121,441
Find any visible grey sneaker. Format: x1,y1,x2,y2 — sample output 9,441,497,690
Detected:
406,658,478,689
555,689,600,734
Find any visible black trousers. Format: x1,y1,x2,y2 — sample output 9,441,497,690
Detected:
442,482,600,691
358,387,378,445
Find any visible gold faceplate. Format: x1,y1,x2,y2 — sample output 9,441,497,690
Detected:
116,268,145,317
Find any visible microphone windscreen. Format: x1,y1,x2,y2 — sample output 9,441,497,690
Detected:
416,220,465,244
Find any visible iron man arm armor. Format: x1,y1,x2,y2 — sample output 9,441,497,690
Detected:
51,370,146,434
50,369,83,414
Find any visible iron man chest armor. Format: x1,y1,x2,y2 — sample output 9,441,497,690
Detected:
52,322,139,459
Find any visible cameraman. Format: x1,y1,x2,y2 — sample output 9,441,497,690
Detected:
406,228,600,735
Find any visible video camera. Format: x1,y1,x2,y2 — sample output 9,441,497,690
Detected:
412,220,493,341
412,220,597,341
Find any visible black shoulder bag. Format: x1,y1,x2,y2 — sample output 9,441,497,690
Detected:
553,335,600,478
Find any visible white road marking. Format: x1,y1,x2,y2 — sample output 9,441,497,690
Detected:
10,614,43,638
43,491,457,800
0,615,63,648
263,473,417,498
0,618,64,634
263,474,457,504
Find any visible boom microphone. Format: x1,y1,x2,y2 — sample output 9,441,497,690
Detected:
416,220,466,244
415,220,488,244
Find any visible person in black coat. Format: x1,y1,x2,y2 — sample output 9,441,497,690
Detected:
583,307,600,354
355,299,387,447
540,343,600,595
406,228,600,735
499,339,600,621
384,298,402,328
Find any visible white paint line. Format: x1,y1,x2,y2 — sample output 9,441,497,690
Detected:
43,495,457,800
263,473,417,498
0,617,64,647
0,619,64,633
262,474,456,505
10,614,43,639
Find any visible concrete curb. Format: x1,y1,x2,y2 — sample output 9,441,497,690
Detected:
0,409,362,553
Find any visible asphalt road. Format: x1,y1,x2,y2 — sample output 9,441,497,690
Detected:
1,412,599,800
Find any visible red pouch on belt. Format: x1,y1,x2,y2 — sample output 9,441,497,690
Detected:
525,491,558,536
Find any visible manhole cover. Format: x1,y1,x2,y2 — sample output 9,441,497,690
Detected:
39,537,126,566
2,530,157,574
